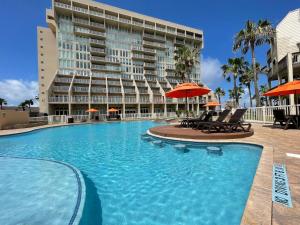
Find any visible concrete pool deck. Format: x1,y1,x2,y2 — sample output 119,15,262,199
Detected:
0,122,300,224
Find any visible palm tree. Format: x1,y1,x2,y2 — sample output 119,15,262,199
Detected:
174,45,200,116
221,57,245,107
215,87,225,108
0,98,7,110
174,46,200,82
233,19,274,107
25,99,34,112
19,102,27,111
239,65,253,107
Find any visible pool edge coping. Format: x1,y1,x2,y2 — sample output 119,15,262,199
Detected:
147,129,274,225
0,156,86,225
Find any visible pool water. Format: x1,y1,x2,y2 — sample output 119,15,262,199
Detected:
0,121,262,225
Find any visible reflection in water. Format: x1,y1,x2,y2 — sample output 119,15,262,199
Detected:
80,173,102,225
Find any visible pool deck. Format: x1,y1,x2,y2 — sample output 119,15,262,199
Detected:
1,122,300,224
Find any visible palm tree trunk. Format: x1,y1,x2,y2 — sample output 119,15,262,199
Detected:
248,85,252,107
219,96,222,110
233,76,238,107
251,44,260,107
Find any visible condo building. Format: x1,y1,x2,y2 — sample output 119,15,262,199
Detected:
267,8,300,105
38,0,213,117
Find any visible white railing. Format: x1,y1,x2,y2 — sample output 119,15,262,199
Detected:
244,104,300,124
48,115,67,124
70,115,89,122
29,116,48,122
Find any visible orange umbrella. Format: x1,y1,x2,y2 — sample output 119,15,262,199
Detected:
108,108,118,113
263,80,300,96
264,80,300,115
86,108,99,113
166,83,211,98
204,101,221,107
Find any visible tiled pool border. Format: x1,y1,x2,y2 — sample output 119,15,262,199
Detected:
0,156,86,225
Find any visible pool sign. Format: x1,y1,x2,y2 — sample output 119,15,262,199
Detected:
272,164,293,208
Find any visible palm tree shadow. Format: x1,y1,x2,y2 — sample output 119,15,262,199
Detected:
79,173,103,225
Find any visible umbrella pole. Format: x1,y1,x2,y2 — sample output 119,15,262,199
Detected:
186,96,189,127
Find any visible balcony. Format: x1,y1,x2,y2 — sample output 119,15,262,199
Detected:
108,96,122,103
144,55,156,62
54,2,72,10
89,30,106,38
48,96,69,103
124,97,137,103
132,20,143,27
292,52,300,64
143,33,165,42
144,63,156,69
132,54,144,60
91,56,106,63
91,95,107,103
175,39,185,46
153,96,164,103
73,6,89,15
73,18,89,26
73,79,89,84
124,88,136,94
144,24,155,30
91,87,106,93
108,87,122,93
90,47,106,55
166,64,175,71
90,39,105,47
92,80,106,85
138,88,148,94
144,70,157,76
140,96,150,103
148,82,157,88
132,46,156,55
55,77,72,83
90,10,104,18
119,18,131,24
105,14,118,21
122,81,134,86
92,65,121,73
90,21,105,29
73,86,89,92
143,40,166,49
53,86,69,92
72,95,89,103
108,80,121,86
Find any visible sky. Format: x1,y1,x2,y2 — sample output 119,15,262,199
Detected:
0,0,299,106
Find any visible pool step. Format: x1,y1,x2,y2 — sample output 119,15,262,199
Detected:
152,140,164,147
206,146,223,155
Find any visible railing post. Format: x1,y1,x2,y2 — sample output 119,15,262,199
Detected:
262,106,266,124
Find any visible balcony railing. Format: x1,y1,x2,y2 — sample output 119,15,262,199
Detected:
73,6,89,14
90,39,105,46
153,96,164,103
138,88,148,94
72,95,89,103
91,87,106,93
48,96,69,103
144,63,156,69
124,88,136,94
124,97,136,103
108,96,122,103
132,21,143,26
55,77,72,83
108,88,122,93
73,79,89,84
73,18,89,26
105,14,118,21
90,21,105,29
122,81,134,86
145,70,157,75
89,30,106,38
90,47,105,54
92,80,106,85
91,96,107,103
53,86,69,92
73,86,89,92
119,18,131,24
108,81,121,86
140,97,150,103
90,10,104,17
54,2,72,10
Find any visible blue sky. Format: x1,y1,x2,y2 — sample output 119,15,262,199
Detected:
0,0,299,105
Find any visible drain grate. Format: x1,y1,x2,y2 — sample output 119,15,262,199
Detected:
272,164,293,208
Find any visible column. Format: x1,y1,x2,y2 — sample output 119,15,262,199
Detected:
287,53,295,113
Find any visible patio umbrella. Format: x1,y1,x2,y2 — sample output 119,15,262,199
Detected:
203,101,221,107
86,108,99,113
264,80,300,115
166,82,211,126
108,108,118,113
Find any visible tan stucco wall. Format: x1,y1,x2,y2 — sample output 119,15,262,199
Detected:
0,110,29,130
37,26,58,114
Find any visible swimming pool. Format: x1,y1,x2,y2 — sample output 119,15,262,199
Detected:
0,121,262,225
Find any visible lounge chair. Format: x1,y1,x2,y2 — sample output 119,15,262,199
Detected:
180,111,207,127
190,111,215,129
193,109,231,130
201,108,251,133
273,109,294,130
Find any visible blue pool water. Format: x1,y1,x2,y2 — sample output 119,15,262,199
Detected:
0,121,262,225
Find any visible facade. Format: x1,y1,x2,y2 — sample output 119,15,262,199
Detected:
38,0,214,117
267,8,300,105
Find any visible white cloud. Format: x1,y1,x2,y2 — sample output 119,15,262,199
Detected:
0,79,38,106
200,56,223,88
240,87,251,107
